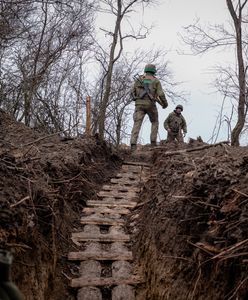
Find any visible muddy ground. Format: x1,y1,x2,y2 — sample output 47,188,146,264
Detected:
0,109,121,299
2,108,248,300
133,142,248,300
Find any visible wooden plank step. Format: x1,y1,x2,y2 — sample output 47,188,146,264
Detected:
97,191,137,199
115,173,140,179
121,168,141,175
80,216,124,226
123,161,151,167
68,251,133,261
110,178,139,185
83,207,130,215
87,200,137,208
102,185,140,192
121,164,143,171
70,275,143,288
72,232,130,242
115,172,148,181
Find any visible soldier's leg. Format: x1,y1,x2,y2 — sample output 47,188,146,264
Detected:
176,132,184,143
130,106,146,146
167,131,176,143
147,105,158,144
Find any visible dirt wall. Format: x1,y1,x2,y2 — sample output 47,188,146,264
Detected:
0,110,121,299
133,143,248,300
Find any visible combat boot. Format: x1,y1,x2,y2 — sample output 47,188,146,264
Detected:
150,141,156,148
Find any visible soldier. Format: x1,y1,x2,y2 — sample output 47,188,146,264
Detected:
130,64,168,151
164,104,187,143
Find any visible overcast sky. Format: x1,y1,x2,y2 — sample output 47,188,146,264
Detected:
98,0,235,144
134,0,232,144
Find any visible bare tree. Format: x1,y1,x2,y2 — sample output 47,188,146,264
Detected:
0,0,95,133
182,0,248,146
0,0,185,142
226,0,247,145
97,0,153,140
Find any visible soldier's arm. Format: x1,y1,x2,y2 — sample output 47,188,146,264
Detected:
181,116,187,133
164,114,171,130
130,82,137,100
156,80,168,108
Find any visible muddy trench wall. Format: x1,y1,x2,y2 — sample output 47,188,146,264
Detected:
0,111,121,300
133,145,248,300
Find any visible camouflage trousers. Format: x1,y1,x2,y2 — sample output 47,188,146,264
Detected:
167,130,184,143
130,104,158,145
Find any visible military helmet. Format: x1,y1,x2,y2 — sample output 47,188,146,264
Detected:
144,64,156,74
176,104,183,111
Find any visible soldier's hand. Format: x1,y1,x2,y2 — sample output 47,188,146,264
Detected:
183,132,187,137
167,128,171,133
162,103,168,109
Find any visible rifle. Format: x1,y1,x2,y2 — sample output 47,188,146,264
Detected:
133,73,166,107
133,74,154,101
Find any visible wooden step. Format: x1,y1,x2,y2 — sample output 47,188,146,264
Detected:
121,164,143,171
83,207,130,215
123,161,151,167
121,169,141,175
115,173,139,179
115,172,147,181
102,185,140,192
80,215,124,226
72,232,130,242
87,200,137,208
97,191,138,199
68,251,133,261
110,178,139,185
70,275,143,288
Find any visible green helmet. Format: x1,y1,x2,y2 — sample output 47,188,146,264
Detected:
176,104,183,111
144,64,156,74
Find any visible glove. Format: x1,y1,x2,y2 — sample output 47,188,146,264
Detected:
162,101,168,109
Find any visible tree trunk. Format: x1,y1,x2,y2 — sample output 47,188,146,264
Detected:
98,0,122,140
227,0,247,146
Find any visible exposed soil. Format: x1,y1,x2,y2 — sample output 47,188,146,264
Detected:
2,108,248,300
132,142,248,300
0,109,121,299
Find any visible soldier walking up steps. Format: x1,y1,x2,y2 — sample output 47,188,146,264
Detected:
164,105,187,143
130,64,168,151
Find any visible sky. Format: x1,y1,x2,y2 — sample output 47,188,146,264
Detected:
97,0,236,144
133,0,232,144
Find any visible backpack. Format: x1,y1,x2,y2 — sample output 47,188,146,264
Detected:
135,76,157,99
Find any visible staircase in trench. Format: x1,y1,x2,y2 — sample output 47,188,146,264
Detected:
68,161,150,300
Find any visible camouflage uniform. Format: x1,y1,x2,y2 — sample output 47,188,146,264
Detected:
130,71,167,147
164,111,187,143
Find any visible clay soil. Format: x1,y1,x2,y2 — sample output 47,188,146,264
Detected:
0,109,121,300
133,141,248,300
2,108,248,300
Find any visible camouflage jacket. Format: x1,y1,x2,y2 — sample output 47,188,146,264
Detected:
164,111,187,133
131,74,168,107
